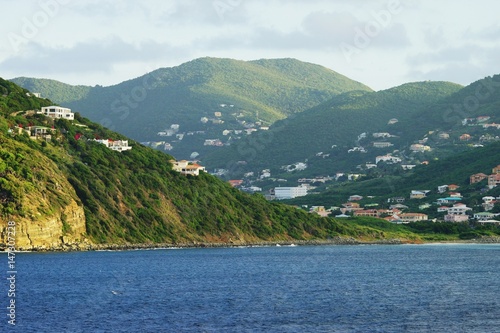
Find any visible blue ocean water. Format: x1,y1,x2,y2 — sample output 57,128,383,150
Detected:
2,244,500,332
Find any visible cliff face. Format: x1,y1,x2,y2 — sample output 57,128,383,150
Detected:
0,136,91,250
2,200,88,250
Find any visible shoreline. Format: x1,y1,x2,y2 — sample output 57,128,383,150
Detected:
2,236,500,253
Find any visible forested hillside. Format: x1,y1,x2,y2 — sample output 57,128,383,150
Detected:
2,78,416,249
204,81,463,176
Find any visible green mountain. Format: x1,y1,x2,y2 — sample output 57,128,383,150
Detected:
2,77,426,250
9,77,92,104
11,57,372,159
204,81,464,177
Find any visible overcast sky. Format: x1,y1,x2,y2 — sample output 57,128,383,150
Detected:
1,0,499,91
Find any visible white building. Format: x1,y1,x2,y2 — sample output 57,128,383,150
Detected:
40,106,74,120
447,203,472,215
94,139,132,152
274,186,308,200
376,155,402,164
171,160,206,176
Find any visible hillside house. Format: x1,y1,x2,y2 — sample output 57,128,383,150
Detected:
474,212,497,221
488,174,500,189
373,142,394,148
444,214,469,222
341,202,362,213
437,197,462,205
477,116,491,123
460,134,471,141
493,165,500,174
402,164,417,170
476,219,500,225
310,206,330,217
419,203,431,210
228,180,243,187
448,184,460,191
399,213,428,223
470,173,488,184
410,190,429,199
389,204,408,210
373,132,392,138
171,160,206,176
388,118,398,125
29,126,55,141
437,185,448,193
483,123,500,129
94,139,132,152
274,186,308,200
40,106,74,120
353,210,379,217
410,144,431,152
348,195,363,201
438,206,450,213
447,203,472,215
388,197,405,204
376,155,402,164
483,196,496,203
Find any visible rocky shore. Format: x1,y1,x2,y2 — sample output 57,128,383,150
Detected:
2,236,499,252
2,237,405,252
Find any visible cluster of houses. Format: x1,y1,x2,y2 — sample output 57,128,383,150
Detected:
152,104,271,153
302,163,500,224
9,106,133,152
470,166,500,189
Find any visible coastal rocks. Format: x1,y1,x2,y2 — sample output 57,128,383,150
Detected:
476,236,500,243
0,200,89,251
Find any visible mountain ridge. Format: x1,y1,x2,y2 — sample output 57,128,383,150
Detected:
11,57,373,159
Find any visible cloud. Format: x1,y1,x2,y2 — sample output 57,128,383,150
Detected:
201,10,409,53
406,44,500,84
0,37,190,76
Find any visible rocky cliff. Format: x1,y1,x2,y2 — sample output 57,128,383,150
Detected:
0,135,90,250
2,200,88,250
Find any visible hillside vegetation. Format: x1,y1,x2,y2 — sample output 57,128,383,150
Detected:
204,81,463,176
9,77,92,104
2,78,426,248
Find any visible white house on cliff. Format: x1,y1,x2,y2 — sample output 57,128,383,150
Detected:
40,106,74,120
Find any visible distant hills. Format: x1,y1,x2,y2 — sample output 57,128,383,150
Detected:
11,57,372,159
204,80,465,175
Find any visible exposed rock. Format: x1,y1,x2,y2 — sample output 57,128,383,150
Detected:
0,200,89,250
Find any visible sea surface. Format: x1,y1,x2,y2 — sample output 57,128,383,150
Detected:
2,244,500,332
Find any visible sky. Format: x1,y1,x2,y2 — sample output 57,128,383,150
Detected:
0,0,499,91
